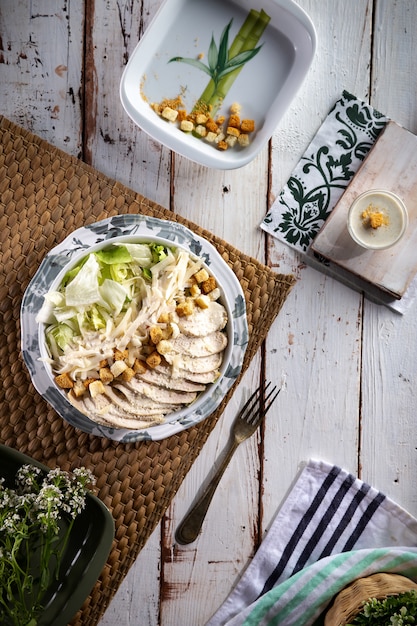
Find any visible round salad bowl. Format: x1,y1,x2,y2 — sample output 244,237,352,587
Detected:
21,215,248,442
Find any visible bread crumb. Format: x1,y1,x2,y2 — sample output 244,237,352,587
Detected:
361,205,389,229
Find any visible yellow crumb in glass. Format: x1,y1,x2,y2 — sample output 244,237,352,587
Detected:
361,204,390,229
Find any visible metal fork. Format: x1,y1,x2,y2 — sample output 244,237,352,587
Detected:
175,381,280,545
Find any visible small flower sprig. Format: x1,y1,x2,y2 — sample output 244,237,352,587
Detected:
0,463,95,626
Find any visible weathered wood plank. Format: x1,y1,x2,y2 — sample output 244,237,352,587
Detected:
0,0,84,155
263,0,372,531
84,0,171,206
360,0,417,516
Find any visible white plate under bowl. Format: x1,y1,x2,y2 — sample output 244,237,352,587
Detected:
20,215,248,443
120,0,316,169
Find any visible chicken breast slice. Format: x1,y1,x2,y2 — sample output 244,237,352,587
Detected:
137,365,206,392
177,301,228,337
125,378,198,405
177,369,220,384
163,351,223,374
103,385,177,415
68,391,166,429
158,330,227,358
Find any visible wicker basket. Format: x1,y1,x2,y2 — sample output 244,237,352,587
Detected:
324,573,417,625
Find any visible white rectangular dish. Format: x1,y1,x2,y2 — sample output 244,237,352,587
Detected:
120,0,316,169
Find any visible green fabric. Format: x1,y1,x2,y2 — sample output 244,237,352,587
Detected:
239,549,417,626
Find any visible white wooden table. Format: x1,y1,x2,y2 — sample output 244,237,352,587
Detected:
1,1,417,624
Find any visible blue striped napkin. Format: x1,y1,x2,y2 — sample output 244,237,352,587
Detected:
206,460,417,626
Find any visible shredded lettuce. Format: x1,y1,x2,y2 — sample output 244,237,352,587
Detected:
37,243,201,373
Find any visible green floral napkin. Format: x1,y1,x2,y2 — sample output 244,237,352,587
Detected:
261,91,388,253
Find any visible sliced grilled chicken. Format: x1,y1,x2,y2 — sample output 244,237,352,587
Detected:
125,378,198,405
163,351,223,374
177,301,227,337
138,366,206,392
158,330,227,358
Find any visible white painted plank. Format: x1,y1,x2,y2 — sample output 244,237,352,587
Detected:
0,0,83,155
160,360,262,625
85,0,171,206
360,0,417,516
263,0,372,529
157,140,268,622
99,527,161,626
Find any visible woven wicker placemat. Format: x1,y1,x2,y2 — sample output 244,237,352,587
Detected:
0,115,296,625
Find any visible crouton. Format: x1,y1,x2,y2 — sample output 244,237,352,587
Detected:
195,124,207,137
238,133,250,147
180,119,194,132
194,268,210,283
217,140,228,151
189,283,201,297
227,126,240,137
195,113,208,125
150,326,164,344
110,360,128,378
121,367,135,382
208,287,221,301
228,114,241,128
55,372,74,389
201,276,217,294
176,299,195,317
205,118,219,133
114,348,128,361
72,380,86,398
241,119,255,133
205,131,218,143
89,380,106,398
133,358,147,375
225,135,238,148
156,340,172,355
195,294,210,309
157,312,170,324
83,377,97,389
146,351,162,369
230,102,241,115
161,107,178,122
99,367,114,385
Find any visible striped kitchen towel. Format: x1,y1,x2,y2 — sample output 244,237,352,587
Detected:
206,459,417,626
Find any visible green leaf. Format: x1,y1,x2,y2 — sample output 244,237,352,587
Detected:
224,46,262,69
218,19,233,68
168,56,212,77
207,35,218,72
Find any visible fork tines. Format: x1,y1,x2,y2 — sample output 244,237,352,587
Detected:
241,381,280,424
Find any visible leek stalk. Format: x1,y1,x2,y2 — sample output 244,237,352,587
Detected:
195,9,271,116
